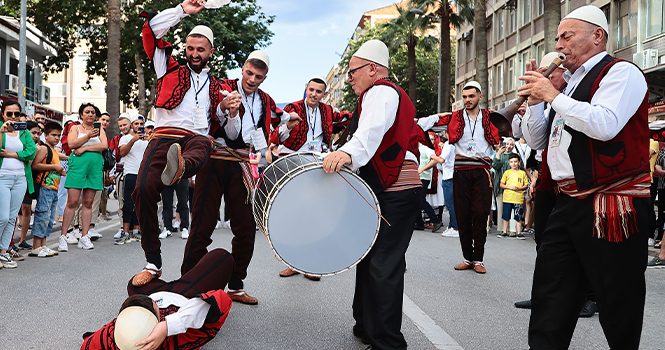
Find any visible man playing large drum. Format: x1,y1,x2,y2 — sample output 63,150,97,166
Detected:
323,40,423,350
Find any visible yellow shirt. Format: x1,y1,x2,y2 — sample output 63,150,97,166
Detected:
650,139,659,180
501,169,529,204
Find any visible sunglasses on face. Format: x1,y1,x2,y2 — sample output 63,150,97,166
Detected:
4,111,20,118
347,63,371,80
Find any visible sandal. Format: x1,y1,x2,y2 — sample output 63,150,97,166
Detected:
131,267,162,287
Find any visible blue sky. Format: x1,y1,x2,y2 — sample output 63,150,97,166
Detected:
227,0,401,104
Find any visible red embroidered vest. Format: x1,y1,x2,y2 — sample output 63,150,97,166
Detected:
353,79,420,193
209,79,284,149
277,100,351,151
538,55,650,191
436,109,500,146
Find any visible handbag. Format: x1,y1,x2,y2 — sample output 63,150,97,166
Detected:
102,149,116,171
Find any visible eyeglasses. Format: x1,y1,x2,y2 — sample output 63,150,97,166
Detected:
347,63,371,80
4,111,20,117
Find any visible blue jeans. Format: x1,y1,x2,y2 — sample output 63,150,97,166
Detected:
33,187,59,238
0,174,27,250
442,179,458,229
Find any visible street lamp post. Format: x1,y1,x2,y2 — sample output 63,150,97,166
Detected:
18,0,27,109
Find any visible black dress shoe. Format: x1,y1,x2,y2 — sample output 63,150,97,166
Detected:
431,222,444,233
514,299,532,309
353,325,370,344
578,300,598,318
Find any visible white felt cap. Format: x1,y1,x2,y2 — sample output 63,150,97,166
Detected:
246,50,270,69
188,25,214,47
463,80,482,93
563,5,608,33
352,39,390,68
113,306,159,350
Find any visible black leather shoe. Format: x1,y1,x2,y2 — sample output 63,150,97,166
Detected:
431,222,444,233
514,299,532,309
578,300,598,318
353,325,370,344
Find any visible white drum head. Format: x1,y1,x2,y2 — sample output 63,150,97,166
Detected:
204,0,231,9
266,167,379,276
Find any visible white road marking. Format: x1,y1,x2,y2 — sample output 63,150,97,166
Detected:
403,293,464,350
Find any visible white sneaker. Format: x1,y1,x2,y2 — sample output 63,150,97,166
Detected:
442,228,459,238
88,227,102,241
77,235,94,250
648,238,656,247
113,229,124,239
65,233,78,244
159,227,172,239
42,246,58,256
222,220,231,229
72,228,82,240
440,227,451,237
58,235,69,252
172,219,181,229
181,228,189,240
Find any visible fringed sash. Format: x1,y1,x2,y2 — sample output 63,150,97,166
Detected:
211,141,255,203
556,173,651,242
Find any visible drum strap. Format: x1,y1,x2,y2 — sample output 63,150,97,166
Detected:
210,141,255,203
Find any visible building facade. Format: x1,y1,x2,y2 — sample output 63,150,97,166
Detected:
455,0,665,118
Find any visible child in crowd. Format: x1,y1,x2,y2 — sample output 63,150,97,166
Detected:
30,122,65,257
498,154,529,239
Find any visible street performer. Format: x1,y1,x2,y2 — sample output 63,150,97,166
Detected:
419,81,500,274
323,39,423,350
519,6,650,349
132,0,230,287
182,50,300,305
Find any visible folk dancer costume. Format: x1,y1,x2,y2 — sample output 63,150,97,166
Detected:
133,5,227,286
81,249,234,350
522,7,650,349
420,82,500,272
272,99,352,153
336,40,423,350
182,51,289,305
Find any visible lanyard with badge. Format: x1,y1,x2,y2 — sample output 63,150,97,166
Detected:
305,105,322,151
550,79,579,148
466,112,479,153
192,73,210,130
239,86,267,150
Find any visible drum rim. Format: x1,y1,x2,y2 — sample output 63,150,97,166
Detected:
261,164,381,277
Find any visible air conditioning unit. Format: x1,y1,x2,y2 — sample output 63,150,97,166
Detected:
39,85,50,104
462,31,473,41
6,74,18,93
644,49,659,69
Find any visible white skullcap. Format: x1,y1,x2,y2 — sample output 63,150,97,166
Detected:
352,39,390,68
145,120,155,128
539,52,564,69
128,114,144,123
246,50,270,69
114,306,158,350
563,5,608,33
463,80,482,93
118,112,130,121
188,25,214,47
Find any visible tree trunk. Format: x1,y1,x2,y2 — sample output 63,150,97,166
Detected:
135,48,148,116
473,0,488,109
106,0,121,137
543,0,561,53
439,3,452,112
407,38,418,104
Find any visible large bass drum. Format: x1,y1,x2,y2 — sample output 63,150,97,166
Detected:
252,152,380,276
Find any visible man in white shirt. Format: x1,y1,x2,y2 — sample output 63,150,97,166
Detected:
132,0,230,288
439,130,458,237
116,115,148,244
323,39,423,350
519,6,650,349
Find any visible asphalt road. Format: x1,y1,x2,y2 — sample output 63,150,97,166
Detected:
0,206,663,350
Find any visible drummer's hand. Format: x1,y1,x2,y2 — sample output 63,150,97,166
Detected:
286,113,301,130
323,150,351,173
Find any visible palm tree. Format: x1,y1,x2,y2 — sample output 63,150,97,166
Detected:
382,5,438,103
473,0,488,109
106,0,121,135
411,0,474,112
543,0,561,53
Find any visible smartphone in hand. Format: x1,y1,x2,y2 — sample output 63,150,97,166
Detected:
11,122,28,131
93,122,101,131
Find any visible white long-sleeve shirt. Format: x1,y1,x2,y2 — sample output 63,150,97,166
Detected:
150,291,211,336
277,103,325,152
339,85,417,170
521,51,647,180
149,5,221,135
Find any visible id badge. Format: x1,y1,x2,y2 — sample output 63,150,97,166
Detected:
250,127,268,150
549,118,565,148
194,107,208,130
467,140,477,153
308,140,322,152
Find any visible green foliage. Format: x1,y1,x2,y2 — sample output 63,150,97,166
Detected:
339,24,440,117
